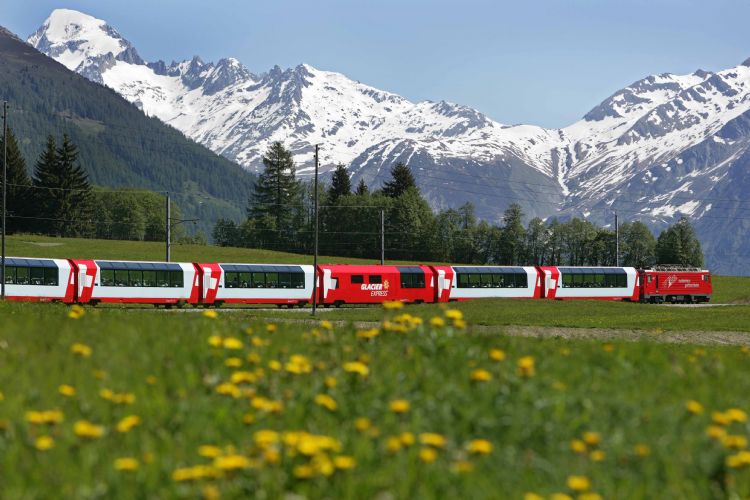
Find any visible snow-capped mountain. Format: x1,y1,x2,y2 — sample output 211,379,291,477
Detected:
27,9,750,272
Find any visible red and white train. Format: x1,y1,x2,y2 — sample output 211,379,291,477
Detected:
1,257,712,306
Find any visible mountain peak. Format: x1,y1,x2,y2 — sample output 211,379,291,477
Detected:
742,57,750,68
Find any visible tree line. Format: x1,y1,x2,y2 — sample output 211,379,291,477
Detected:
214,142,705,268
1,129,193,242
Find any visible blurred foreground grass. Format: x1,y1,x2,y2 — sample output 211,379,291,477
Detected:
1,301,750,498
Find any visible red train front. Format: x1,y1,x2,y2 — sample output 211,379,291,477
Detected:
317,265,436,306
640,266,712,303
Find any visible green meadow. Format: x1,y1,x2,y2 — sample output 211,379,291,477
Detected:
1,301,750,499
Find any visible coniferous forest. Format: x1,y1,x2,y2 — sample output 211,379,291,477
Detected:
214,142,704,267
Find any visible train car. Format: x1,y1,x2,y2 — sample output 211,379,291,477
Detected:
1,257,76,303
317,265,435,306
640,266,712,303
196,263,315,307
540,266,639,301
434,265,542,301
70,259,200,306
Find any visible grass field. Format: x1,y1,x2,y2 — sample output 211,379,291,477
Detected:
1,301,750,498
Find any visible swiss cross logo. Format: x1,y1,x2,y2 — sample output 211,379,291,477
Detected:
665,275,678,288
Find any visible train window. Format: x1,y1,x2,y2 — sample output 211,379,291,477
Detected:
351,275,364,284
278,273,291,288
156,271,170,287
44,268,58,286
4,266,16,284
266,272,279,288
617,274,627,288
225,272,238,288
369,275,382,284
143,271,157,287
170,271,183,288
114,269,128,286
30,267,44,285
129,270,144,287
457,274,469,288
239,272,251,288
468,274,481,288
400,273,411,288
516,273,528,288
100,269,114,286
413,273,425,288
16,267,29,284
252,272,265,288
291,273,305,289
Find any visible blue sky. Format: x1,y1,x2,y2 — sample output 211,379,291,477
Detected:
5,0,750,128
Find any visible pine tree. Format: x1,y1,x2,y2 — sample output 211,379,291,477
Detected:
355,178,369,196
327,163,352,203
32,134,93,237
247,142,302,249
496,203,526,265
656,217,703,267
0,128,32,233
382,162,417,198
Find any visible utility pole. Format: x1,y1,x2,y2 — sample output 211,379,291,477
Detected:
380,209,384,265
165,192,171,262
312,145,319,315
614,210,619,267
1,101,7,300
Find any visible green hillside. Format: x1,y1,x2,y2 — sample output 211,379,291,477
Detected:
0,26,253,235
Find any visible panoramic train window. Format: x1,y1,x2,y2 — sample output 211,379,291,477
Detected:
220,265,306,289
559,268,627,288
399,267,425,289
454,267,528,288
2,259,58,286
96,261,184,288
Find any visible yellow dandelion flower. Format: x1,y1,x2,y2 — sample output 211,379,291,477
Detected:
246,351,261,364
70,342,92,357
312,454,335,476
263,448,281,464
444,308,463,320
354,417,372,432
268,360,282,371
324,376,338,389
207,335,222,348
727,408,748,423
634,444,651,457
58,384,76,397
343,361,370,377
567,475,591,492
400,432,415,446
706,425,728,440
489,349,506,361
25,410,64,425
357,328,380,339
517,356,535,378
114,457,139,471
577,493,603,500
320,320,333,330
387,436,403,453
293,464,315,479
266,323,277,333
254,430,280,447
74,420,104,439
202,310,218,319
467,439,493,455
570,439,587,454
453,318,467,329
712,411,732,426
314,393,338,411
722,435,748,449
550,494,573,500
602,343,615,353
68,305,85,319
35,435,54,451
452,460,474,473
389,399,410,413
686,400,704,415
202,484,221,500
242,413,255,425
383,300,404,310
215,383,241,398
471,368,492,382
429,316,446,327
116,415,141,433
419,433,447,448
333,455,356,470
230,371,256,384
146,375,157,385
213,454,252,471
199,445,223,458
590,450,606,462
222,337,243,350
726,451,750,469
225,357,243,368
582,432,601,446
419,447,438,463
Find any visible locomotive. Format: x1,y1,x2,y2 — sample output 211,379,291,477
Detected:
1,257,712,307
